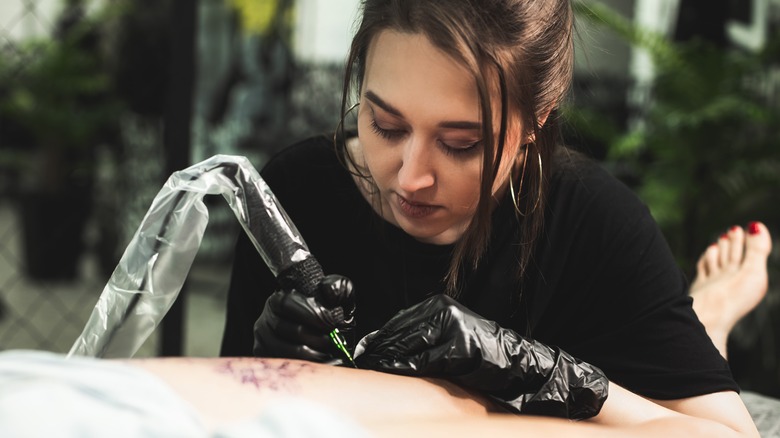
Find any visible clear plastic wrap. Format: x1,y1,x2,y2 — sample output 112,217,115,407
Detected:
69,155,314,358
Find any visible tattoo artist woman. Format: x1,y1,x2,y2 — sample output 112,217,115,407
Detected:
221,0,758,435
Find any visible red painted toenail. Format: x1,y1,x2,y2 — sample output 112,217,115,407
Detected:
720,233,728,239
748,222,761,235
730,225,740,232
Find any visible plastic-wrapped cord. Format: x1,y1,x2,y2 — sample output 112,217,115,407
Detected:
68,155,322,358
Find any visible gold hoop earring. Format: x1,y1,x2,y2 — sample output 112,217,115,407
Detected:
509,149,527,216
346,102,360,115
509,145,543,217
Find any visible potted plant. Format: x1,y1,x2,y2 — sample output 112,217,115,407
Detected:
569,1,780,272
0,9,122,280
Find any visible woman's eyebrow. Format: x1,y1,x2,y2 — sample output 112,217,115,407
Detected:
364,90,482,131
438,120,482,130
365,90,404,117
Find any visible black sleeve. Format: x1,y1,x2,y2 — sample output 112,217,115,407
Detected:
532,155,738,399
573,202,735,399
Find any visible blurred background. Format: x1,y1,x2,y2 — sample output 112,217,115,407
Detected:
0,0,778,397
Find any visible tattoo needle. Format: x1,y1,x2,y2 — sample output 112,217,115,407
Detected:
330,328,357,368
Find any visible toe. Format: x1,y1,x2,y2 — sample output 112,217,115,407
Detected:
728,225,745,267
703,243,721,277
717,232,730,269
745,221,773,261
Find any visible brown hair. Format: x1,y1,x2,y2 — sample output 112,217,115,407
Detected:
336,0,574,299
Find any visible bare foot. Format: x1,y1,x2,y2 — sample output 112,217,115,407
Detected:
690,222,773,358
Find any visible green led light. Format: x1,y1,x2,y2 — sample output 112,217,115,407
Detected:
329,328,356,367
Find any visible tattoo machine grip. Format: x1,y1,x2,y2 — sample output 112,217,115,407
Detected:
235,161,324,297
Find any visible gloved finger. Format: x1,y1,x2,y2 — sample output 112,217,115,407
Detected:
362,296,463,357
363,319,442,357
357,341,455,375
318,275,356,319
356,321,446,374
353,330,379,358
253,333,332,362
357,295,488,374
262,315,337,352
268,290,347,331
374,294,463,338
253,307,335,360
371,300,432,336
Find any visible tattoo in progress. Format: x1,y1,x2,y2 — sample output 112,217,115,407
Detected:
214,358,314,392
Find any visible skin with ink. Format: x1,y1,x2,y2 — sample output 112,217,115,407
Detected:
214,358,314,392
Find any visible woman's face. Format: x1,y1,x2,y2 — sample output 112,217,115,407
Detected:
356,30,521,245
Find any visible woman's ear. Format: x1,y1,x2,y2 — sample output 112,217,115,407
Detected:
523,108,553,144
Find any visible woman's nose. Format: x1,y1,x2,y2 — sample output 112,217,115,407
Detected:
397,137,435,193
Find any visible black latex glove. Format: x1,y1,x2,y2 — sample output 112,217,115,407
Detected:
253,274,355,362
355,294,608,420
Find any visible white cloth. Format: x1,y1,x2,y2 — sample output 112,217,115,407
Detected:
0,350,369,438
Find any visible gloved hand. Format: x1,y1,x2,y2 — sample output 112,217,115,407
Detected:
253,274,356,363
354,294,608,419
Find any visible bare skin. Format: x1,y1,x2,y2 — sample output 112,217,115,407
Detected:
125,357,742,437
690,221,773,358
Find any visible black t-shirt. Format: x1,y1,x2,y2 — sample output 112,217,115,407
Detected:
220,134,738,400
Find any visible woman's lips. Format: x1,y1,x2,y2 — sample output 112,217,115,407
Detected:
395,194,439,219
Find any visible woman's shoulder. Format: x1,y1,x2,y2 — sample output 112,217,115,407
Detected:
548,150,654,236
552,148,623,190
263,133,339,172
550,147,646,217
260,133,350,187
260,133,360,208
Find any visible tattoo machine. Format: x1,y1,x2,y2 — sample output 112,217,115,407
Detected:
68,155,354,364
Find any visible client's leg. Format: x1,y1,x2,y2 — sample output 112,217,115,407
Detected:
127,356,497,431
125,357,677,438
127,356,623,437
689,221,773,358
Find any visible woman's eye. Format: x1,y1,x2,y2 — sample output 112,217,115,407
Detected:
370,119,406,140
439,139,482,157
